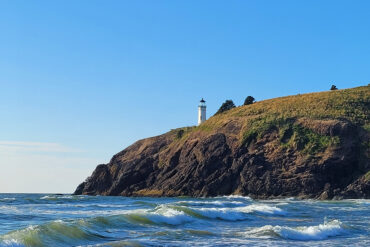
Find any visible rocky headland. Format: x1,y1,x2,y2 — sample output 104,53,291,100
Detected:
74,86,370,199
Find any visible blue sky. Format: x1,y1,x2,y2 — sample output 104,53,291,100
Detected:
1,0,369,193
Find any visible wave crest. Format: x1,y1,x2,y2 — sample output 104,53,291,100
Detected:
0,219,107,247
246,219,346,240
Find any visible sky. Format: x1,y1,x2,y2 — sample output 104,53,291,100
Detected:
1,0,369,193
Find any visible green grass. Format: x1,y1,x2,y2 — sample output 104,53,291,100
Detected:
171,126,196,140
364,171,370,181
201,86,368,128
285,124,340,154
200,86,369,131
194,85,369,153
241,118,340,154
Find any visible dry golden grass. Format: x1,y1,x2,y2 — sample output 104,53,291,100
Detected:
193,86,369,152
198,85,369,133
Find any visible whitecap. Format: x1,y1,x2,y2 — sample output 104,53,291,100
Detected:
176,200,244,207
40,195,73,200
246,219,346,240
146,206,194,225
0,239,24,246
0,205,20,214
0,198,16,202
188,204,285,221
40,195,53,200
217,195,252,200
237,204,286,215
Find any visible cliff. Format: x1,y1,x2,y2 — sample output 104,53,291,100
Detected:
74,86,370,199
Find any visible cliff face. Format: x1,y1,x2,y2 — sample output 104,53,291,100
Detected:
74,86,370,199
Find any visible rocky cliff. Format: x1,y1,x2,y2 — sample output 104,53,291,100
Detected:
74,86,370,199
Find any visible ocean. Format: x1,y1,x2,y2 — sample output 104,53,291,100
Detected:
0,194,369,246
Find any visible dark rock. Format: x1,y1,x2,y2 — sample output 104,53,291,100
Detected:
74,118,369,199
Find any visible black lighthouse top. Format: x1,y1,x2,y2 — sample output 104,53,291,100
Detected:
200,98,206,103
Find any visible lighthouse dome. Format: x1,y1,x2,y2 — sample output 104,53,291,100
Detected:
199,98,206,107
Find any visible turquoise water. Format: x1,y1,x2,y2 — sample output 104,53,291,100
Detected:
0,194,369,246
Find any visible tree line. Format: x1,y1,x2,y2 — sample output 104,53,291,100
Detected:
215,96,255,114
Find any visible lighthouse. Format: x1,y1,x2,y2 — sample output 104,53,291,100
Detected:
198,98,206,125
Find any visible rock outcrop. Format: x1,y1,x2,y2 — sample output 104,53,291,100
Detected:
74,86,370,199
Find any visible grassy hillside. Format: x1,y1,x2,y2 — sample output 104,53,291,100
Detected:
176,86,369,155
202,85,368,129
76,86,370,198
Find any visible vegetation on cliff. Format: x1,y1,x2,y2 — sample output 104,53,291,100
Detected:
75,86,369,199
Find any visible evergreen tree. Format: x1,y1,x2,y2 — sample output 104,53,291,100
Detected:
215,100,236,114
243,96,255,105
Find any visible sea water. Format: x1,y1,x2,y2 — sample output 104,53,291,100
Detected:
0,194,369,246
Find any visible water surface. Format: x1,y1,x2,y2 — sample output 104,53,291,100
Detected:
0,194,369,246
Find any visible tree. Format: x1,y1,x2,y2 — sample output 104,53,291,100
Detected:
215,100,235,114
243,96,255,105
330,85,338,90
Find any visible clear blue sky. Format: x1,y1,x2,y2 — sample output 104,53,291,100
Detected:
1,0,369,193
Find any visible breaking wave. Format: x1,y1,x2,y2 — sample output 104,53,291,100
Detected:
186,204,286,221
1,194,367,246
245,219,346,240
176,200,244,207
0,202,288,246
0,220,108,247
237,204,286,215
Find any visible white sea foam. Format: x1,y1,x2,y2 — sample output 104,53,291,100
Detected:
0,205,20,214
0,198,16,202
177,200,244,207
40,195,73,200
0,225,39,247
146,206,193,225
0,239,24,247
190,204,285,221
237,204,286,215
217,195,252,200
246,220,346,240
348,199,370,206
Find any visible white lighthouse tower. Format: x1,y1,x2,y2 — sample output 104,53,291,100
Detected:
198,98,206,125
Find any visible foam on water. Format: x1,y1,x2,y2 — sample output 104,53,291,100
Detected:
145,206,194,225
1,239,23,247
237,204,286,215
0,194,368,246
246,220,346,240
176,200,244,207
218,195,252,200
189,204,286,221
0,198,16,202
40,195,74,200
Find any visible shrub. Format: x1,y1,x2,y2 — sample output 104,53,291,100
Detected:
215,100,235,114
244,96,255,105
176,129,185,139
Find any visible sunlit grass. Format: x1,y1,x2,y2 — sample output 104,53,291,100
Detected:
194,85,369,153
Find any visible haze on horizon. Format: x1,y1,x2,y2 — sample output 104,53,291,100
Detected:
1,0,369,193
